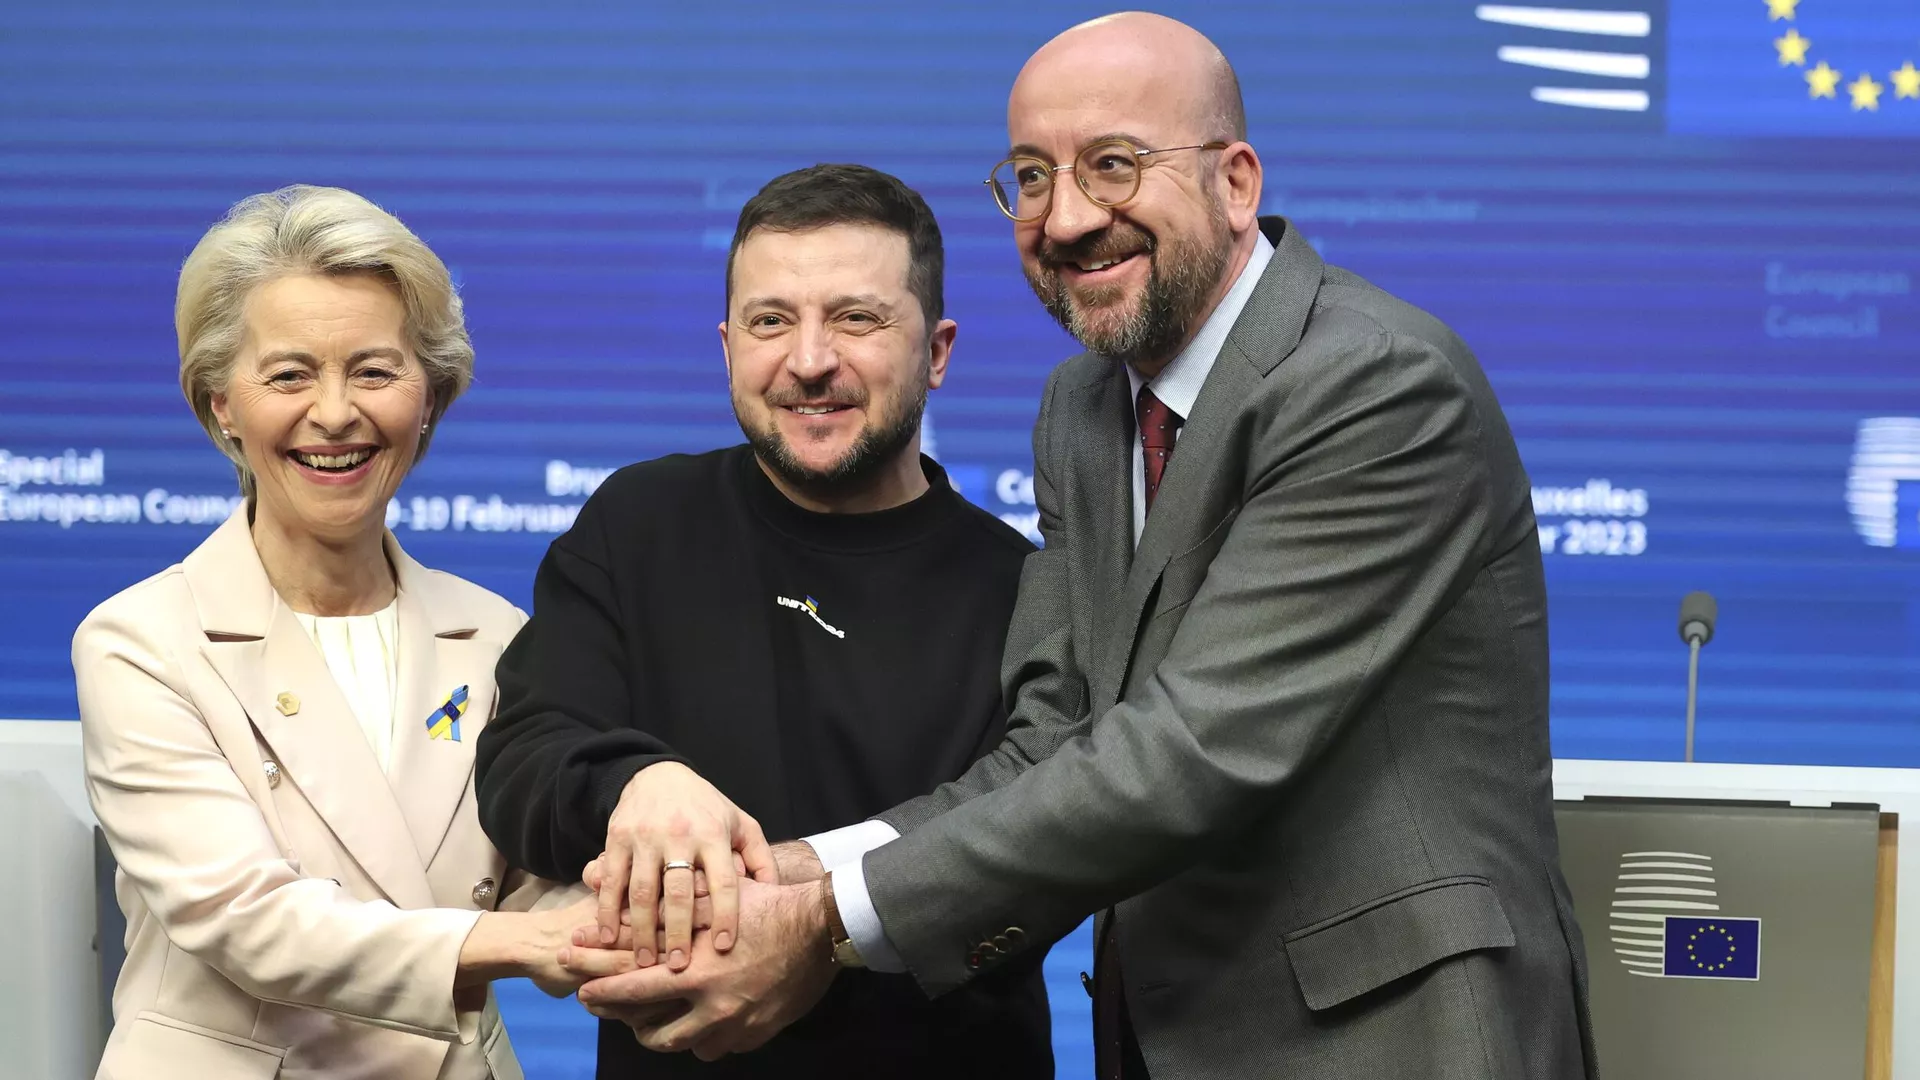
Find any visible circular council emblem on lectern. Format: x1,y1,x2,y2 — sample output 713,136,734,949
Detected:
1609,850,1720,977
1609,849,1764,981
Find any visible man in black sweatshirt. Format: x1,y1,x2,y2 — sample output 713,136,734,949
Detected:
474,164,1054,1078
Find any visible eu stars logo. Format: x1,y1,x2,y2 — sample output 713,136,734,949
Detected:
1765,0,1917,111
1667,0,1920,134
1662,917,1763,979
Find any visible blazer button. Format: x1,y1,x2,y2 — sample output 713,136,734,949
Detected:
262,760,282,788
966,949,984,971
472,877,496,906
1080,971,1094,998
1004,926,1026,947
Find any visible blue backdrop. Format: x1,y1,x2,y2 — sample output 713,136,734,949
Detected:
4,1,1918,1076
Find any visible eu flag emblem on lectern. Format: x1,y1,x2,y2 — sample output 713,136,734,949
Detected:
1662,917,1761,979
426,685,470,742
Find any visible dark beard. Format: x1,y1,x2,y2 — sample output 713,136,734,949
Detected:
736,370,929,503
1025,198,1233,368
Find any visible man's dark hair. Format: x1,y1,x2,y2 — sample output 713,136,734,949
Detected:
725,163,945,333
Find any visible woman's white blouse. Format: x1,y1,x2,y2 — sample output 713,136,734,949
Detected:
293,601,400,773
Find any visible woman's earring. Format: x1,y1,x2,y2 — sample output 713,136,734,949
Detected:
421,422,430,433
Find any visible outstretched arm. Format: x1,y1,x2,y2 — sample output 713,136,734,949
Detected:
476,498,771,973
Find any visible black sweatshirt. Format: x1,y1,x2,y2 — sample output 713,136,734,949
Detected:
476,445,1053,1079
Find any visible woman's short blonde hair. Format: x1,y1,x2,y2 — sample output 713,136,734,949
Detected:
175,184,473,499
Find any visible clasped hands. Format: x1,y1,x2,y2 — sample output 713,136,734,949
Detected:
555,761,845,1061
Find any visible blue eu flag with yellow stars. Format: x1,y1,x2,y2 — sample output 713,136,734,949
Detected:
1668,0,1920,135
1663,917,1762,979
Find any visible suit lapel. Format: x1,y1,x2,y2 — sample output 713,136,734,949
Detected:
187,511,434,910
1064,365,1137,713
1101,351,1262,703
385,545,494,870
1095,218,1327,706
202,620,434,910
1125,351,1262,599
1231,219,1325,380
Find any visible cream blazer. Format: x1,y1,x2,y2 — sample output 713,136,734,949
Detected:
76,509,568,1080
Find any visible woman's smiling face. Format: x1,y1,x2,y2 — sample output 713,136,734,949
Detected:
212,271,430,544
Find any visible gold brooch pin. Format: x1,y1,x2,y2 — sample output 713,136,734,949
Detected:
275,691,300,716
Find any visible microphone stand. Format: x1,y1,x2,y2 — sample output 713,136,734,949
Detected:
1683,637,1701,763
1677,592,1716,764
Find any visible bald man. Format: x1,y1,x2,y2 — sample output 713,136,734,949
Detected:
570,13,1598,1079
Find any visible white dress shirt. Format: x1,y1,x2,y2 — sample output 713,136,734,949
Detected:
813,232,1277,971
294,600,401,773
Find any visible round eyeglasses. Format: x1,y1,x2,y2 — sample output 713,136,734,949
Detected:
986,139,1230,222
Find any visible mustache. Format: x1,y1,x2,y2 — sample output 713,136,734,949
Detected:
764,383,867,409
1038,225,1157,268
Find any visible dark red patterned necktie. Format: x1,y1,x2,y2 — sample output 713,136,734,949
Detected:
1137,385,1184,511
1090,385,1188,1080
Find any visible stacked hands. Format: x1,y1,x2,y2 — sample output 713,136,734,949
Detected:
545,762,843,1061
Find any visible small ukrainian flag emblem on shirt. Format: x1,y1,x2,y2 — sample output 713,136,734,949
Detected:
427,685,470,742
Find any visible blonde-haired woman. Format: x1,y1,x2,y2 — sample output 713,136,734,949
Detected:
75,185,618,1079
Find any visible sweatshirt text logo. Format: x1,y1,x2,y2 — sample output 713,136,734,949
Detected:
776,595,845,639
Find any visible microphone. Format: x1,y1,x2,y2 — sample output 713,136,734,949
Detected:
1677,591,1718,762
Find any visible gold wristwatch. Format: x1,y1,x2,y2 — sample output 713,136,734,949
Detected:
823,872,866,968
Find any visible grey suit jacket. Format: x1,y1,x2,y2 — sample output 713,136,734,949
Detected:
866,218,1598,1079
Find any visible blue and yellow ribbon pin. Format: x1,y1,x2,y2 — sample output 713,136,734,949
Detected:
426,685,470,742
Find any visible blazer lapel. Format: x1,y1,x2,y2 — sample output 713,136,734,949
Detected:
1232,218,1325,380
187,511,434,910
1102,218,1327,703
1063,364,1138,714
1109,351,1261,690
385,539,495,869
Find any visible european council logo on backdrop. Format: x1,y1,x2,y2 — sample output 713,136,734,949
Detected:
1480,0,1920,132
1608,849,1763,980
1478,4,1657,112
1847,417,1920,546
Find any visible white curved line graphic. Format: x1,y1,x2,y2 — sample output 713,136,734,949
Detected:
1498,46,1649,78
1474,5,1651,36
1619,873,1716,883
1531,88,1652,111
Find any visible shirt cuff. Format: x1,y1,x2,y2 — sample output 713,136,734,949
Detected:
803,819,899,871
828,859,906,973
